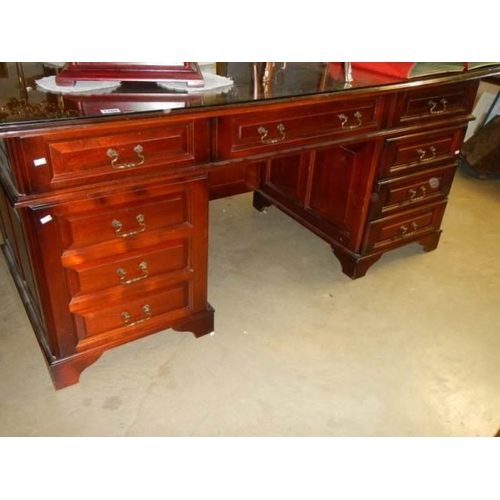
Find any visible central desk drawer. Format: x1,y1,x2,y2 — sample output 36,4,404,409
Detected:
215,97,385,159
17,118,210,193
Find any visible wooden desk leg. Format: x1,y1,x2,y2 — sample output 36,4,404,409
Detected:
172,305,215,338
253,191,272,212
48,352,104,390
419,231,441,252
331,246,382,279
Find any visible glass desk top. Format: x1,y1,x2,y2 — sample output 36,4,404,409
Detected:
1,62,499,133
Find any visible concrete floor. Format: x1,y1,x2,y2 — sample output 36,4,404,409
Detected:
0,164,499,437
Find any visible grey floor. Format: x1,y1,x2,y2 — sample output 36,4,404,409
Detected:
1,164,499,437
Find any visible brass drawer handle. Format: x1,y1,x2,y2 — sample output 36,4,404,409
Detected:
400,222,418,238
112,214,146,238
116,262,149,284
428,98,448,114
107,144,145,169
416,146,436,162
409,186,427,201
338,111,362,129
121,304,151,327
257,123,286,144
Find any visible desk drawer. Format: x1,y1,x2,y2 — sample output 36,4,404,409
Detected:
27,178,206,267
391,81,476,127
370,165,455,219
55,182,198,266
379,126,464,178
363,201,447,253
66,238,190,299
73,280,191,352
17,118,210,193
215,97,385,159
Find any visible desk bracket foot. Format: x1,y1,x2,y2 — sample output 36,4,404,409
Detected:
331,247,382,279
419,231,441,252
253,190,272,212
48,351,104,390
172,305,215,338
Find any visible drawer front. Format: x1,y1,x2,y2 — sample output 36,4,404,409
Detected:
215,97,385,159
53,180,202,265
18,118,210,193
391,81,477,126
379,126,464,178
73,280,191,352
370,165,456,219
363,201,447,253
66,238,190,300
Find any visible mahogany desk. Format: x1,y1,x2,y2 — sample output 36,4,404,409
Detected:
1,62,499,389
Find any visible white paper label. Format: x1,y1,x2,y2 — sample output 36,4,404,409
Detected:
100,108,121,114
40,215,52,224
33,157,47,167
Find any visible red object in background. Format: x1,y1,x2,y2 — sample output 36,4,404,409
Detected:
350,62,417,78
328,62,417,80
